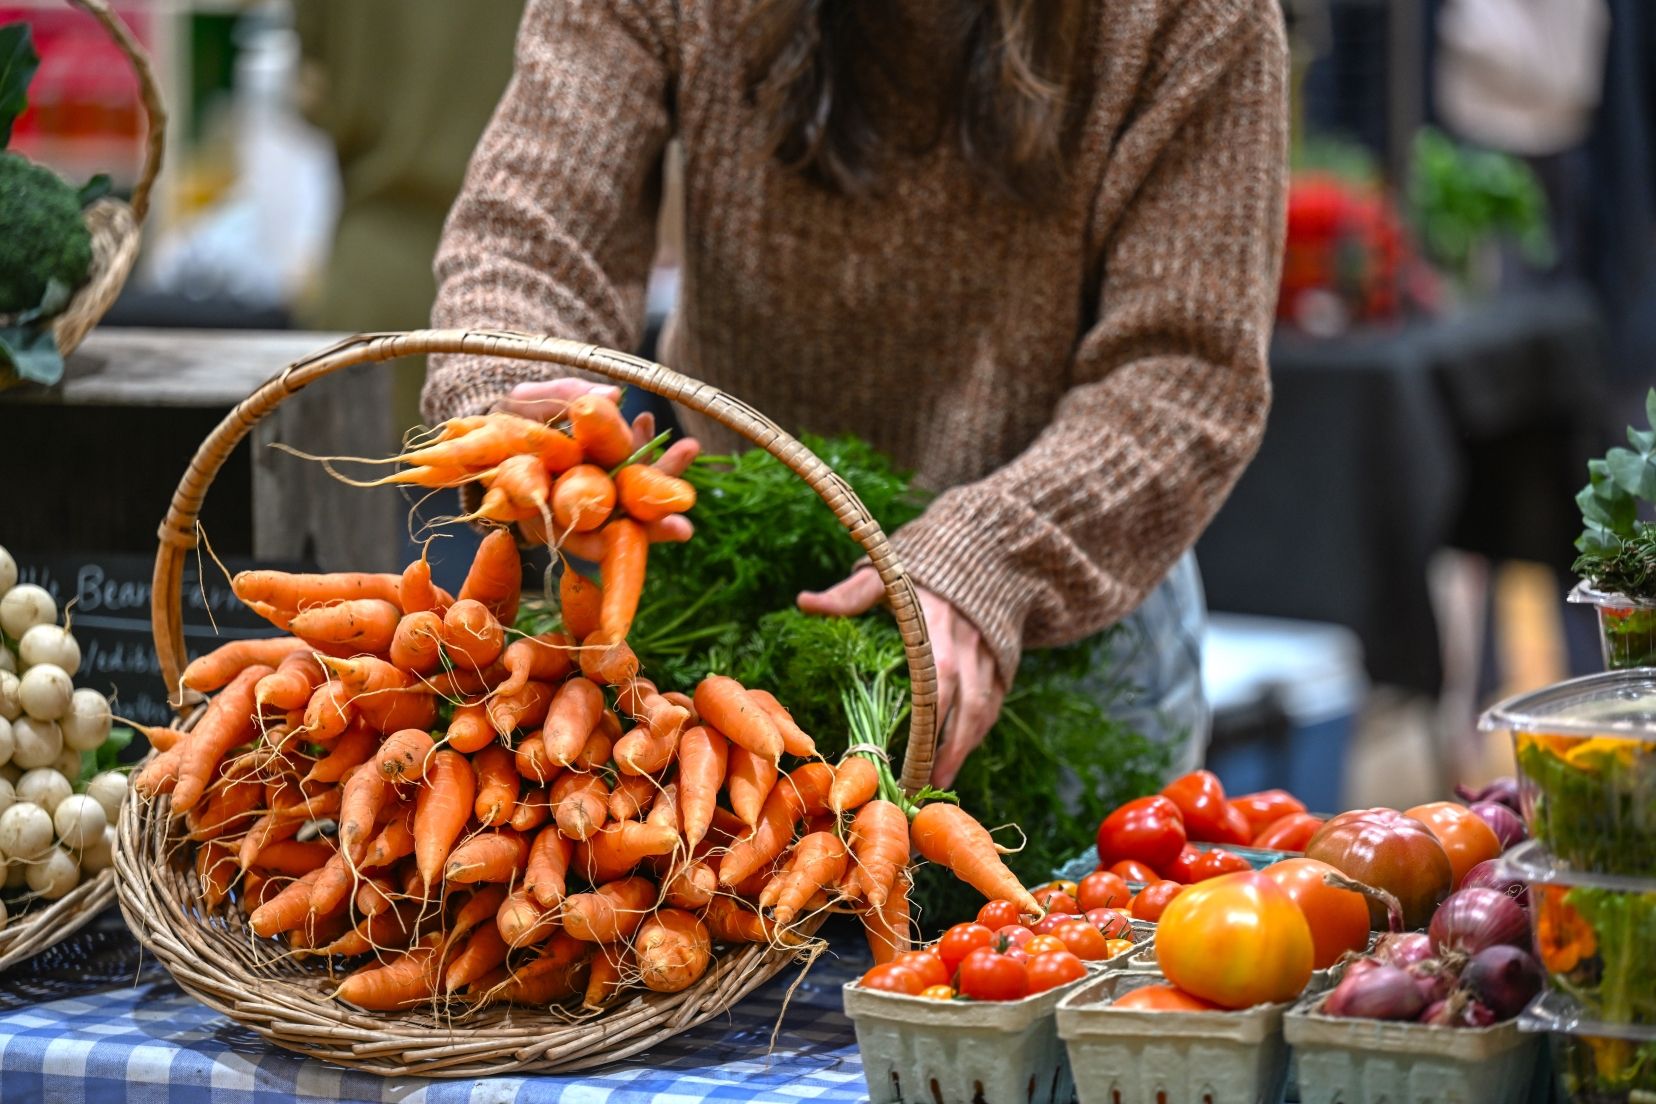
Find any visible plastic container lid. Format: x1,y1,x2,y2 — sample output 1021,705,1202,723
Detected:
1499,839,1656,892
1522,990,1656,1043
1479,669,1656,737
1568,579,1656,610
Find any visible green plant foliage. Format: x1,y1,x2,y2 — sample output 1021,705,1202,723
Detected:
0,23,38,148
1408,127,1555,277
1574,390,1656,602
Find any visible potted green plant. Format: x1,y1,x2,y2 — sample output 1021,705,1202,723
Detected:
1570,389,1656,669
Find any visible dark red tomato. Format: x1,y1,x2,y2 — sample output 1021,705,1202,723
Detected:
1078,870,1131,911
892,951,950,989
1109,859,1160,884
1230,790,1308,839
1053,919,1111,961
1162,845,1203,883
1130,880,1186,922
1097,795,1187,871
1160,771,1232,843
1027,950,1087,994
1253,812,1324,852
976,899,1023,930
1084,908,1134,939
1034,889,1080,915
1215,804,1255,847
995,925,1035,952
1189,848,1253,882
1030,912,1070,936
937,923,995,975
861,963,926,995
957,946,1030,1001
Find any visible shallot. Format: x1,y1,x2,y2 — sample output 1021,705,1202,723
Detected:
1322,962,1426,1021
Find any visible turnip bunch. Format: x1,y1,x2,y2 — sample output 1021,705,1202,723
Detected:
0,543,127,924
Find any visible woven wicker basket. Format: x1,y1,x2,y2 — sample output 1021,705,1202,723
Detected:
4,0,165,362
117,331,940,1077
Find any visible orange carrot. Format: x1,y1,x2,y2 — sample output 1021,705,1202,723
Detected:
446,703,493,754
304,721,378,784
445,828,528,884
495,887,559,947
335,938,439,1010
356,688,436,734
254,651,325,712
233,570,403,611
450,884,510,945
246,600,296,632
444,923,510,993
509,784,552,832
422,662,505,700
249,868,325,937
239,813,299,872
850,799,909,909
559,567,603,641
567,394,634,467
646,781,680,836
354,877,398,917
414,750,476,885
362,807,416,868
316,907,409,958
661,690,696,725
579,711,621,769
173,665,269,812
526,825,574,907
307,851,354,916
562,876,656,943
302,681,356,743
779,760,835,820
663,860,717,910
702,896,803,946
578,630,639,685
541,677,605,766
182,637,305,693
376,728,436,781
863,870,913,964
457,528,522,626
397,413,575,470
551,771,609,841
726,743,778,826
677,725,727,850
441,598,505,668
399,554,448,616
582,943,632,1009
317,654,410,697
830,755,880,815
486,680,555,736
497,632,574,696
597,519,647,639
514,735,559,785
470,744,520,827
635,909,711,993
551,464,617,533
607,773,656,821
572,821,674,885
718,761,834,888
389,610,445,674
187,776,262,841
486,452,554,516
289,599,400,654
614,464,696,524
493,933,590,1005
911,801,1040,914
138,724,188,754
251,838,333,877
748,690,817,759
196,840,237,909
338,766,389,864
694,676,782,762
613,723,680,777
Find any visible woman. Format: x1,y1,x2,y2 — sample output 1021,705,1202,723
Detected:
423,0,1289,787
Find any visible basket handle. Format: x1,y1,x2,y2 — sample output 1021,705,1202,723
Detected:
151,331,941,795
70,0,165,222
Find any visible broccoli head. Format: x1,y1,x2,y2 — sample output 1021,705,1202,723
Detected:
0,152,94,315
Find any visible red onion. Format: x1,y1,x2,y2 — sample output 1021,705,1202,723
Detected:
1460,859,1529,909
1469,802,1527,850
1420,998,1456,1026
1455,777,1522,813
1429,888,1529,956
1376,932,1433,969
1463,945,1543,1020
1322,963,1427,1021
1462,1000,1498,1027
1408,960,1454,1005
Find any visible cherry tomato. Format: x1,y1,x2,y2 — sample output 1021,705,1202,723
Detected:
957,946,1030,1002
893,950,950,989
1097,795,1187,871
1025,934,1067,956
1109,859,1160,884
920,984,956,1000
1084,908,1134,939
1078,870,1131,911
860,963,926,995
1162,845,1203,883
977,899,1024,931
1261,857,1370,969
1130,880,1186,922
1037,879,1079,897
1026,950,1088,994
1230,790,1308,838
1403,801,1503,889
1154,871,1314,1009
996,925,1035,951
1030,912,1070,936
1002,947,1031,965
1034,889,1080,915
1160,771,1232,843
1253,812,1324,852
937,923,995,976
1111,984,1220,1012
1053,918,1111,961
1103,937,1136,959
1189,848,1253,882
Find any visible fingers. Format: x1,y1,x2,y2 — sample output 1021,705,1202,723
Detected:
922,594,958,765
796,567,884,617
644,515,693,544
654,437,701,477
498,379,620,422
630,411,656,448
931,628,1004,789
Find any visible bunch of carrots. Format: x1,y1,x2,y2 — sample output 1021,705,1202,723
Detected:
133,399,1036,1015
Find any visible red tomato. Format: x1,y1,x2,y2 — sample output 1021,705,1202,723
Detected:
1403,801,1503,890
1111,984,1220,1012
1078,870,1131,911
1231,790,1308,838
1025,934,1067,956
1215,804,1255,847
1189,848,1253,882
1154,871,1314,1009
1026,950,1087,994
1053,919,1111,961
1160,770,1232,843
1037,879,1079,897
1253,812,1324,852
976,899,1024,930
1130,880,1186,922
1162,845,1202,882
1109,859,1160,884
860,963,926,995
1097,795,1187,871
995,925,1035,952
1261,857,1371,970
957,946,1030,1001
892,950,950,989
937,923,995,975
1030,912,1070,936
1084,908,1134,939
1034,889,1080,915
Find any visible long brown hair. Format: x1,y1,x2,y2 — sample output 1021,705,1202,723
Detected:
742,0,1088,206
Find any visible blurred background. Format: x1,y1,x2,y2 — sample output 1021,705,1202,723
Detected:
4,0,1651,810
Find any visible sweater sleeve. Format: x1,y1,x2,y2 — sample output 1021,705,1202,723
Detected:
421,0,676,423
888,0,1288,685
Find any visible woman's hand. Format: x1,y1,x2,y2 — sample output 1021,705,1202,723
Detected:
798,567,1005,788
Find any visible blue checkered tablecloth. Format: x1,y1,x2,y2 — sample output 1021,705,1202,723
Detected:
0,916,870,1104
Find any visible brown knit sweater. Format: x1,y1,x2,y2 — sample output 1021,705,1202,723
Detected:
425,0,1289,683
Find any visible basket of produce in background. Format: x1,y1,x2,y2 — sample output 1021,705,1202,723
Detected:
0,545,125,971
0,0,164,387
1567,389,1656,670
106,328,1154,1077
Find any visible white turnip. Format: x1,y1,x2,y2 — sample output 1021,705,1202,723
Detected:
0,777,16,818
0,802,53,860
0,671,20,721
85,771,126,823
18,624,79,677
53,794,105,849
17,769,70,815
17,664,71,721
0,546,15,594
9,716,61,770
0,648,12,674
0,585,55,640
50,744,81,781
60,689,110,752
26,846,79,898
0,716,11,767
78,825,114,873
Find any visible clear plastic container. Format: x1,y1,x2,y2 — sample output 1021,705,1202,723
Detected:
1523,991,1656,1103
1569,581,1656,671
1480,670,1656,876
1502,840,1656,1027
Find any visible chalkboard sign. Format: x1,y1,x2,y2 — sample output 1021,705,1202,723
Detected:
13,551,303,733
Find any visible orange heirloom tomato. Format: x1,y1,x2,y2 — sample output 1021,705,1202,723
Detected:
1027,950,1087,994
1025,934,1067,957
861,963,926,995
1230,790,1308,838
920,984,956,1000
1112,984,1220,1012
1078,870,1131,911
1038,879,1079,897
1053,919,1111,961
1261,857,1370,969
1103,937,1136,959
1130,880,1185,922
1154,871,1314,1009
1403,802,1502,889
893,950,950,989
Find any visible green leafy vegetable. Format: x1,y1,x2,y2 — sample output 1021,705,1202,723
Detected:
0,23,38,149
1516,736,1656,877
1408,127,1555,279
1573,388,1656,613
